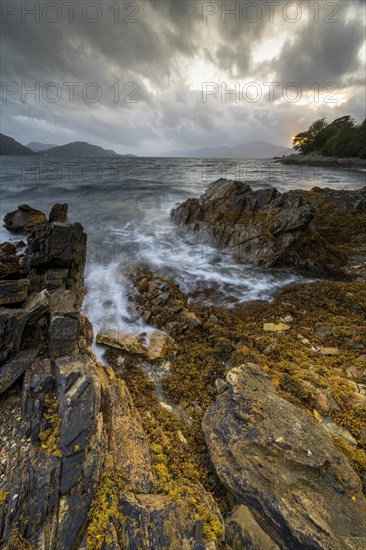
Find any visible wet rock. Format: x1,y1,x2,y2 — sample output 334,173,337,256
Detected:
27,220,86,269
171,179,314,267
3,204,48,234
226,505,279,550
96,329,170,361
49,203,68,223
0,279,29,306
97,330,148,356
0,348,38,393
203,363,366,549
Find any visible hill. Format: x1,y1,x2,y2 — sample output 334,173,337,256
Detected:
42,141,135,158
27,141,58,152
0,134,37,156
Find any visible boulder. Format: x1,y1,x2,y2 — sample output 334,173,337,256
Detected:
0,278,29,306
96,329,169,361
0,243,28,280
171,179,314,267
202,363,366,549
3,204,47,234
96,330,148,356
26,220,86,269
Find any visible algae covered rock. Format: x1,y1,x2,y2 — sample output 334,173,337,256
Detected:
171,179,314,267
203,363,366,549
3,204,48,234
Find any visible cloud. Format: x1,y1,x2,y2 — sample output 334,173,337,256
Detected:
1,0,365,155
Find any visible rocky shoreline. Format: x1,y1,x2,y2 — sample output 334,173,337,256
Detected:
279,154,366,169
1,184,366,549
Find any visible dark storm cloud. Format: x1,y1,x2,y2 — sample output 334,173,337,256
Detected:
274,17,365,86
0,0,365,154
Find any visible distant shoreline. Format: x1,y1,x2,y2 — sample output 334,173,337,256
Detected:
279,154,366,169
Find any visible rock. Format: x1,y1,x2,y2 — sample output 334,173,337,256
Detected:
96,330,148,356
171,179,314,267
281,314,294,324
48,313,80,357
0,252,27,281
171,182,366,278
321,416,358,446
0,309,26,363
202,363,366,549
263,322,290,332
317,346,340,356
3,204,47,234
147,331,169,360
346,366,365,380
120,485,223,549
0,279,29,306
26,220,86,269
226,505,279,550
0,348,38,393
49,203,68,223
98,366,154,493
215,377,228,394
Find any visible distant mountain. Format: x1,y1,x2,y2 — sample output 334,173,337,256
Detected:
0,133,37,156
162,141,292,158
27,141,58,152
42,141,129,158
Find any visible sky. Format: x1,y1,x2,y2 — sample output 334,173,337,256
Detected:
1,0,365,155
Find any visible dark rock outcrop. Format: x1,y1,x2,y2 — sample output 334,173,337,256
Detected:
171,179,366,278
203,363,366,549
171,179,315,267
3,204,48,234
0,205,224,549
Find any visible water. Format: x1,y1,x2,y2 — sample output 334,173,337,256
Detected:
1,156,365,344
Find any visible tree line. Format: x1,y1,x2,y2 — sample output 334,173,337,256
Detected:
293,116,366,158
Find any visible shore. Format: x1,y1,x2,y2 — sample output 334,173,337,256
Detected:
279,154,366,169
1,184,366,549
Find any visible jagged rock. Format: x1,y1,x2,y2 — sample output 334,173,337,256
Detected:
49,203,68,223
132,268,201,335
0,348,38,393
3,204,47,234
27,220,86,269
0,279,29,306
171,179,314,267
48,313,80,357
171,181,366,278
226,505,279,550
0,309,26,363
0,243,28,280
202,363,366,549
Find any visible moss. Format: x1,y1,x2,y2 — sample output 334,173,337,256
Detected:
3,526,32,550
38,395,62,458
0,490,9,506
86,470,125,550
